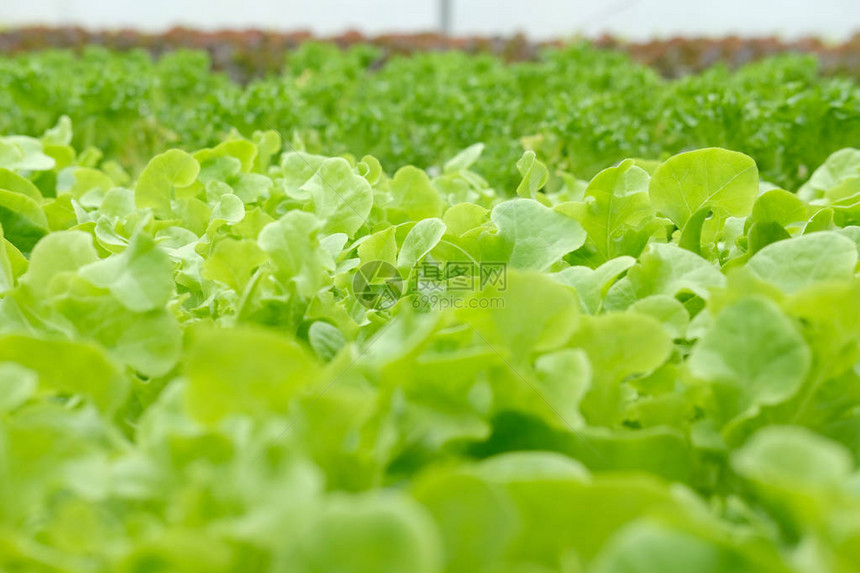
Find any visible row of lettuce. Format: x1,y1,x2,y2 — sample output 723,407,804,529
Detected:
2,43,860,191
2,118,860,571
5,28,860,80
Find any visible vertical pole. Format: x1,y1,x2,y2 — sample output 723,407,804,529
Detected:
440,0,452,35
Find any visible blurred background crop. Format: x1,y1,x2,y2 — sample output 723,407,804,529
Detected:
1,0,857,39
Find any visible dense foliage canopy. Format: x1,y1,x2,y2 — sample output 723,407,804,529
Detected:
2,43,860,191
3,44,860,572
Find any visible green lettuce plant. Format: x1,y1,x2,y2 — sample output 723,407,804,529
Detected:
1,119,860,572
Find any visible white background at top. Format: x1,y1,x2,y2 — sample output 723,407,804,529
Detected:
0,0,858,40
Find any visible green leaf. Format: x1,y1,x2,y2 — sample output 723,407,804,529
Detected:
490,199,586,271
0,224,16,293
233,172,273,204
515,151,549,200
605,243,725,310
184,326,321,424
304,158,373,237
628,295,689,339
592,521,785,573
746,231,858,294
558,159,655,263
689,297,811,420
388,166,444,222
733,425,853,491
0,188,49,253
201,238,267,292
258,211,334,298
57,167,115,200
0,362,38,413
458,270,580,362
799,148,860,200
0,168,43,201
308,321,347,362
79,233,174,313
210,193,245,225
359,155,383,185
677,206,711,255
194,139,257,174
397,218,447,271
551,257,636,314
649,148,758,228
413,471,518,573
41,115,73,146
22,230,99,297
571,313,672,426
358,226,397,266
442,203,489,237
45,271,182,377
804,207,834,233
751,189,807,228
0,135,55,171
0,334,127,412
458,270,580,357
784,279,860,381
477,466,676,565
292,495,441,573
747,221,791,254
444,143,485,174
533,348,592,428
135,149,200,217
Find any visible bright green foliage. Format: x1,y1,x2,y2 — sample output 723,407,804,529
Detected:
135,149,200,216
397,218,447,271
3,45,860,193
490,199,586,271
745,231,858,293
649,148,758,228
559,159,656,264
305,157,373,237
689,297,811,422
184,326,321,424
2,117,860,573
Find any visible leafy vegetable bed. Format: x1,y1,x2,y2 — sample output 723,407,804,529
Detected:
3,43,860,191
2,115,860,572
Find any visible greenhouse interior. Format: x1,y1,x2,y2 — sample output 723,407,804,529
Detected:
2,1,860,572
